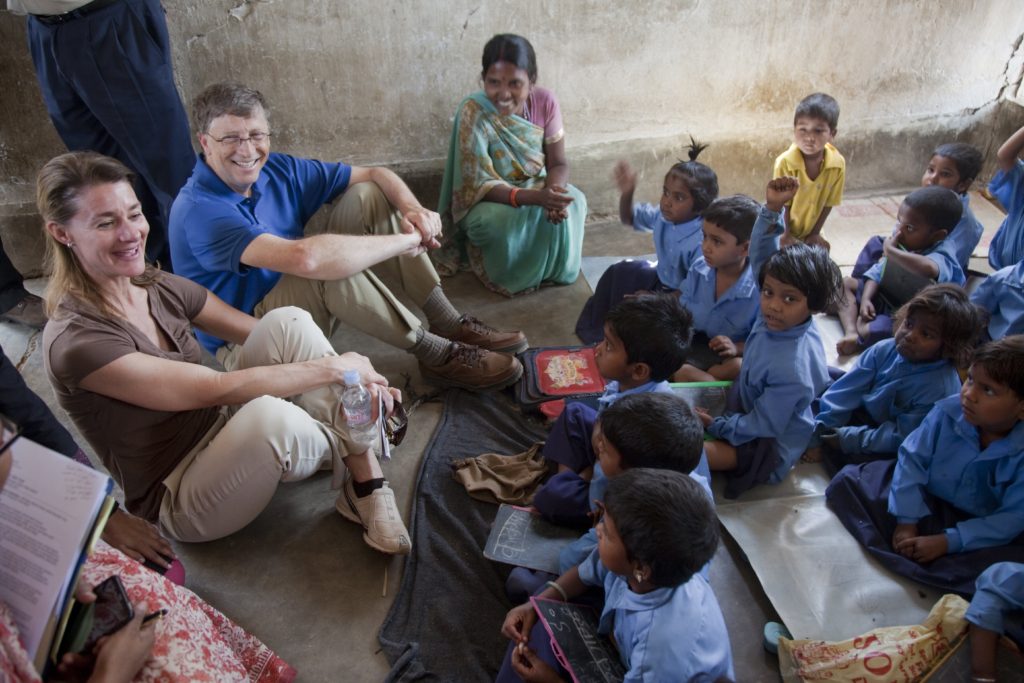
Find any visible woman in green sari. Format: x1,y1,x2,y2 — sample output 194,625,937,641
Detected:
434,34,586,297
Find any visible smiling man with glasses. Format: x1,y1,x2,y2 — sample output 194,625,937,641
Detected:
170,82,526,391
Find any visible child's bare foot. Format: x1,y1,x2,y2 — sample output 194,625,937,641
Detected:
672,364,715,383
836,334,862,356
800,447,823,464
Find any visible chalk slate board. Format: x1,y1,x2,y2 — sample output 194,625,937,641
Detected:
484,505,579,574
670,381,731,418
681,340,724,373
878,257,934,311
531,596,626,683
922,635,1024,682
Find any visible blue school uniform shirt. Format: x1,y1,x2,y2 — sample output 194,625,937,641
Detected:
596,379,675,412
676,206,782,341
560,379,707,571
558,464,712,573
966,562,1024,634
862,238,966,287
813,339,961,456
677,258,759,341
707,316,830,483
888,396,1024,553
577,548,734,683
971,262,1024,340
948,193,984,272
632,204,703,290
169,153,352,353
988,159,1024,270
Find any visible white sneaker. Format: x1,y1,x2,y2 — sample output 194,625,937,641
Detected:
336,476,412,555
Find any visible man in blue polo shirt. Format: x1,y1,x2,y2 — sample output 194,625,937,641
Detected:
170,82,525,391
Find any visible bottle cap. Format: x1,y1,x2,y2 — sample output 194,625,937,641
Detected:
343,369,360,385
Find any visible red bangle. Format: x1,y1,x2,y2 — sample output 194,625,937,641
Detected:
509,187,520,208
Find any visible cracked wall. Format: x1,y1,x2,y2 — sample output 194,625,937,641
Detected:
1,0,1023,228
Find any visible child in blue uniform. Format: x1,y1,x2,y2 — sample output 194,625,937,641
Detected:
806,284,982,468
673,194,763,382
498,469,734,683
575,141,719,344
925,143,985,271
826,336,1024,595
989,124,1024,269
836,186,967,355
534,293,693,527
507,393,710,601
971,260,1024,341
697,177,844,498
557,392,710,574
967,562,1024,681
836,144,983,355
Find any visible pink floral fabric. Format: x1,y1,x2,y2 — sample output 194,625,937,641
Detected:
0,603,41,683
0,542,296,682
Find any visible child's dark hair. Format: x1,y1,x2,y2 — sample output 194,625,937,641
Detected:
481,34,537,83
759,244,844,313
903,186,963,234
700,194,760,243
604,469,718,587
932,142,983,184
605,293,693,381
599,393,704,473
893,284,986,367
971,335,1024,398
667,136,720,214
794,92,840,131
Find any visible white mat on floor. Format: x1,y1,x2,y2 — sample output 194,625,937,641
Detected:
712,464,941,642
580,254,655,293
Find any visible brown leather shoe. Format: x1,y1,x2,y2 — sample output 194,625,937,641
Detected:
0,293,47,329
431,315,528,353
420,342,523,391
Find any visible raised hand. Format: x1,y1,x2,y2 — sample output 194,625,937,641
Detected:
612,160,638,195
766,176,800,212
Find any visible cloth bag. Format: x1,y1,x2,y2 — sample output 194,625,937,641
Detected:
778,594,969,682
451,443,548,505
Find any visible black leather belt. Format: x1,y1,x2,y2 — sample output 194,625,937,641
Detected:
32,0,121,25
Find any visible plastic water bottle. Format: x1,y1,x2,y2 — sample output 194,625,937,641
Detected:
341,369,377,448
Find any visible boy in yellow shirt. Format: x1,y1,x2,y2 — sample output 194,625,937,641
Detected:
773,93,845,249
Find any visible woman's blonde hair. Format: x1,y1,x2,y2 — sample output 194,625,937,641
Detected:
38,152,160,318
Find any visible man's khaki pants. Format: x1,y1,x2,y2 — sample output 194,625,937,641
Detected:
255,182,442,349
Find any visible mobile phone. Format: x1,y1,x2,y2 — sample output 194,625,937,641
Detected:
82,575,134,651
55,575,134,662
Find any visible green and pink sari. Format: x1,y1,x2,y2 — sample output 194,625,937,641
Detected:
434,90,586,296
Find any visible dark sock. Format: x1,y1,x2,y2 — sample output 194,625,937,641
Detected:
353,477,385,498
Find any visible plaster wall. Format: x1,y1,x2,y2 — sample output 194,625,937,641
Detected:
1,0,1023,274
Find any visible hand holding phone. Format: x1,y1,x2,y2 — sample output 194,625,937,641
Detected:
90,601,156,682
58,575,134,659
85,575,135,651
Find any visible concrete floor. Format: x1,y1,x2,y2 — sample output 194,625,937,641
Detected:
0,190,1007,682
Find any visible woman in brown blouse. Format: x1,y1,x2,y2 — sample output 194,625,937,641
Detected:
39,151,411,555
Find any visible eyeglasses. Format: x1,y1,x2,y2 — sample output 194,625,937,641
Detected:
0,414,20,456
208,132,271,148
